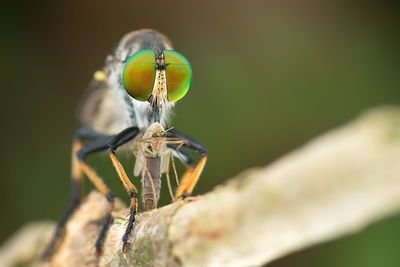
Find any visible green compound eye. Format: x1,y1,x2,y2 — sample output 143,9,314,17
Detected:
164,50,192,102
122,50,156,101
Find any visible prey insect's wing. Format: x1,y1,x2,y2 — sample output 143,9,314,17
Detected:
134,152,145,177
134,144,172,177
160,150,171,175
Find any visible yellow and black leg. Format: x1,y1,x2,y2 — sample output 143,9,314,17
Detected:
166,129,208,201
78,158,114,255
107,128,140,252
42,128,112,259
167,144,195,169
76,127,139,254
42,127,138,259
42,138,86,260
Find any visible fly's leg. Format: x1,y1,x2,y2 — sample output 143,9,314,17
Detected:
107,127,140,253
77,127,138,254
43,127,138,258
166,130,208,201
109,149,139,252
42,128,111,260
42,140,83,260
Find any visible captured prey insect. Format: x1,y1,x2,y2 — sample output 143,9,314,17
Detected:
42,29,207,258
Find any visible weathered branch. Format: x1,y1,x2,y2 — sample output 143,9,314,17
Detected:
2,105,400,267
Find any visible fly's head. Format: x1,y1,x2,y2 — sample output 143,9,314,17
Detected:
108,31,192,129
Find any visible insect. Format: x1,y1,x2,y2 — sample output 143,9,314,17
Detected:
42,29,207,258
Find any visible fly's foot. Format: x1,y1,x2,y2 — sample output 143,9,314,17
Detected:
122,230,133,253
42,244,56,261
95,243,104,256
122,240,131,253
42,196,81,261
122,207,136,253
95,213,113,256
176,193,190,201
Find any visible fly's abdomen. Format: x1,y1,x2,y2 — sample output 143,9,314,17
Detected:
141,156,162,211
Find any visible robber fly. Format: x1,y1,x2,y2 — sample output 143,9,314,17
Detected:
42,29,207,258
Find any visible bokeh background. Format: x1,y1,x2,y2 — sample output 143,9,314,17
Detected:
1,1,400,266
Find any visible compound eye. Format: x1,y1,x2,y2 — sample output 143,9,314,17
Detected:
164,50,192,102
122,50,156,101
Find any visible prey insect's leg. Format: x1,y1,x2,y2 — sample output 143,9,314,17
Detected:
168,144,196,186
107,127,140,252
163,151,175,201
42,129,111,260
167,144,196,169
167,130,208,201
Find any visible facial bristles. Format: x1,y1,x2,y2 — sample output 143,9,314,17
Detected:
149,69,168,108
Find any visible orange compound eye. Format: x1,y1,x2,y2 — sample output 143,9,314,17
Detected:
164,50,192,102
122,50,156,101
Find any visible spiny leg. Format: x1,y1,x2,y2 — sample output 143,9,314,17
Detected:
77,126,139,254
44,127,138,256
107,127,140,252
109,150,139,252
61,132,116,255
109,150,138,252
166,130,208,201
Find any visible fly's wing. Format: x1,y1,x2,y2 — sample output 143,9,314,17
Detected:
76,67,132,134
76,69,110,128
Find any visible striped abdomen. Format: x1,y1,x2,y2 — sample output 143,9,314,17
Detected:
141,156,162,211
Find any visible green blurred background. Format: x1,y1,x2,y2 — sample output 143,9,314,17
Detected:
1,0,400,266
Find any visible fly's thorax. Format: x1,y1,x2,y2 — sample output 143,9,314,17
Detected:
118,29,173,58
